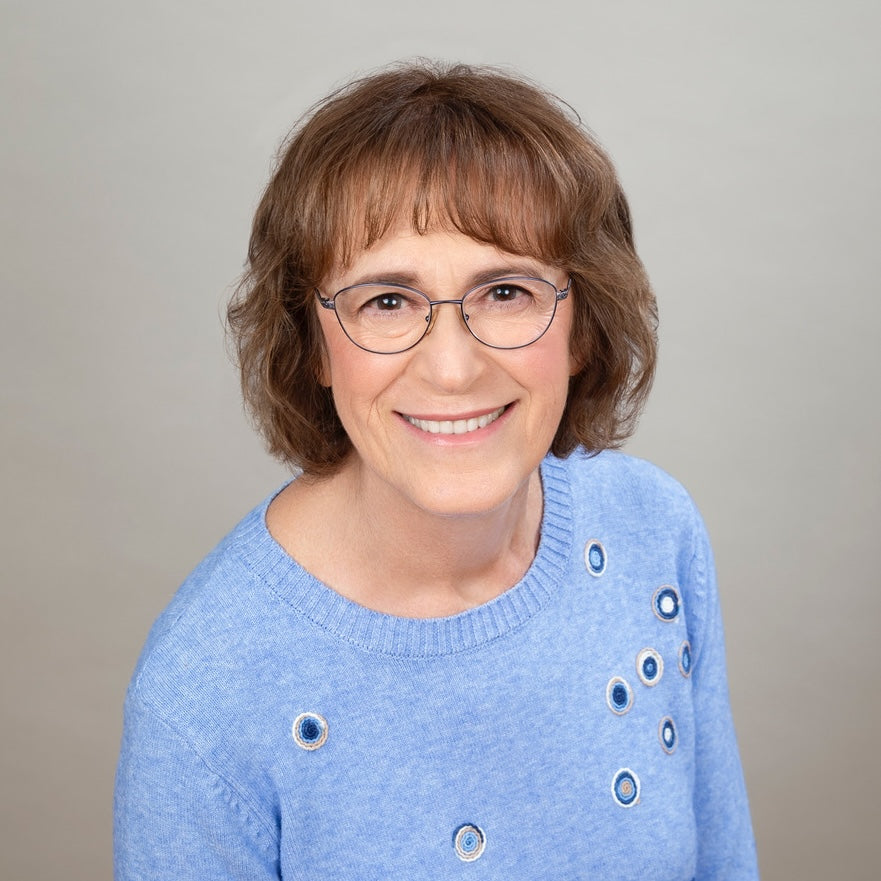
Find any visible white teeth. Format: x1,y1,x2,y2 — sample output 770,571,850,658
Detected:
404,406,506,435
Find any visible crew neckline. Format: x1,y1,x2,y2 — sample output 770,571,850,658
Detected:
233,455,574,657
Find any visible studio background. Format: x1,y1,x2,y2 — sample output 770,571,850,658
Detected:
2,1,878,878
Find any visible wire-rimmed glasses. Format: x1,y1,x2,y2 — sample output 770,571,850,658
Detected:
316,275,571,354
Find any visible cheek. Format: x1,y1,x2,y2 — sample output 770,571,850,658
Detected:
534,325,577,396
320,338,400,430
528,345,575,429
316,309,366,391
515,352,572,427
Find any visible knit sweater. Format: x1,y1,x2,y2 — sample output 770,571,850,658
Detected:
114,450,759,879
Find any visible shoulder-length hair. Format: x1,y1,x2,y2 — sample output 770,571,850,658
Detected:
228,61,657,476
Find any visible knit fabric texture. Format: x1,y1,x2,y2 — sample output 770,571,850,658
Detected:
114,450,759,879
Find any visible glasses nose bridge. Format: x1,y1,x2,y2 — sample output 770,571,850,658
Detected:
427,296,467,308
423,296,472,338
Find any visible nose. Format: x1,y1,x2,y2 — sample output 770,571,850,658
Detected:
412,300,484,390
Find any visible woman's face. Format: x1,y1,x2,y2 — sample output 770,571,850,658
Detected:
316,226,576,519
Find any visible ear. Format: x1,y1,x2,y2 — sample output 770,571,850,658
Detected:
568,335,587,376
317,344,332,387
311,302,333,387
565,280,585,377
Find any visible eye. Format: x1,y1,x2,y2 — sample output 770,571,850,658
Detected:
343,286,424,317
486,283,530,303
469,279,539,313
369,293,405,311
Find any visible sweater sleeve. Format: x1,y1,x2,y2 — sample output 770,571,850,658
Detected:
688,516,760,880
114,693,280,881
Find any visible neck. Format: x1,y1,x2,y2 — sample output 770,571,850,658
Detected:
355,464,544,616
269,458,544,619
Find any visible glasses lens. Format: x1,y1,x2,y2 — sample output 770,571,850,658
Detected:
334,284,430,353
463,277,559,348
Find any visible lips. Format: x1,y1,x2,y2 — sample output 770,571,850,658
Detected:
402,405,507,435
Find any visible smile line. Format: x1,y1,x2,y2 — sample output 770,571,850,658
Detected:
402,406,507,435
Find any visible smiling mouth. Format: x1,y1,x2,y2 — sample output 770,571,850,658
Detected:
402,405,507,435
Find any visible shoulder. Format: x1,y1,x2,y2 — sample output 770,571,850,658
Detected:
125,487,303,743
134,494,274,656
547,450,714,615
551,448,703,531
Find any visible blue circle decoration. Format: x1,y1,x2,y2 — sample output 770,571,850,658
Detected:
636,648,664,686
292,712,328,750
454,824,486,861
584,539,607,577
611,768,640,807
678,641,693,678
659,716,677,754
606,676,634,715
652,585,681,622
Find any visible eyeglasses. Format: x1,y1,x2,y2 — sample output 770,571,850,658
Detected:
316,275,571,354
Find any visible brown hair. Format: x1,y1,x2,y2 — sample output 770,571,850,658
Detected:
228,61,657,475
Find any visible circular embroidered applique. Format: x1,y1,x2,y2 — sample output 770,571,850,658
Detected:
678,640,693,678
453,824,486,861
659,716,677,754
292,712,328,750
611,768,640,807
606,676,634,715
652,585,681,622
636,648,664,686
584,539,607,577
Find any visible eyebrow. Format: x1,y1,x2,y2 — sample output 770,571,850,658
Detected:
344,263,553,290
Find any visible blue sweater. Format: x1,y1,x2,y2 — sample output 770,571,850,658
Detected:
114,451,758,879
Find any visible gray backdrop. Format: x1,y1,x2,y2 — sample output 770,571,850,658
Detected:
3,1,879,878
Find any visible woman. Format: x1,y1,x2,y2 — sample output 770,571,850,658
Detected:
115,62,758,879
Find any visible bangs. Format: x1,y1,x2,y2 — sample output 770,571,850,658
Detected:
298,85,588,280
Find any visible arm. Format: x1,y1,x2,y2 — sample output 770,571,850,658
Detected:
114,693,280,881
689,518,760,879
